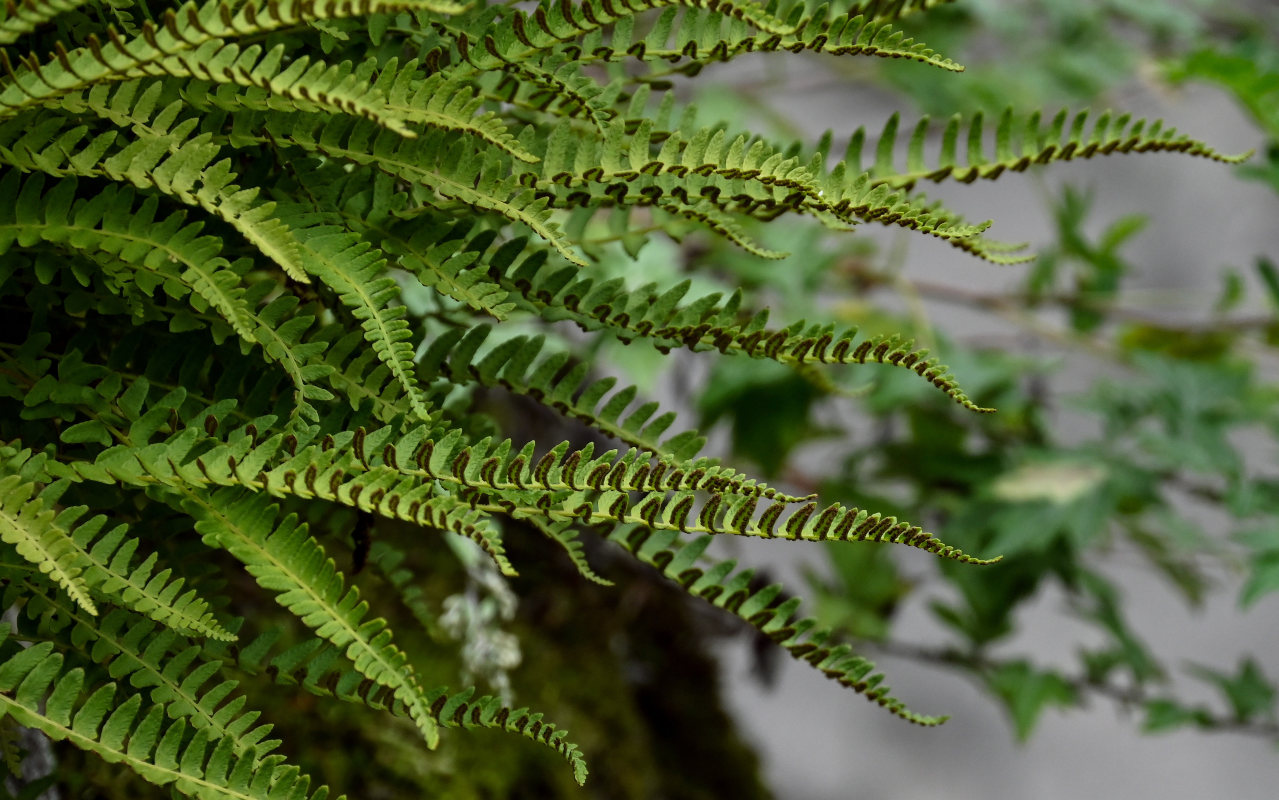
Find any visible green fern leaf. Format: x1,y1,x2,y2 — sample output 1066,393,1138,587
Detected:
0,0,464,118
220,630,590,785
526,516,612,586
607,524,947,725
0,474,96,614
427,685,590,785
0,642,334,800
294,227,431,420
0,0,94,45
0,171,258,342
11,583,273,753
185,488,444,749
858,108,1251,190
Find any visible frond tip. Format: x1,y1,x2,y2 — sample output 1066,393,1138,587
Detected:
608,526,949,725
857,108,1252,190
428,686,590,785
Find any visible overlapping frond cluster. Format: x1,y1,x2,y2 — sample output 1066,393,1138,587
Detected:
0,0,1238,795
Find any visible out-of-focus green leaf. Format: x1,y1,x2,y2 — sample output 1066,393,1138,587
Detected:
697,358,827,477
1141,699,1214,734
1187,659,1278,723
985,661,1077,741
1168,42,1279,138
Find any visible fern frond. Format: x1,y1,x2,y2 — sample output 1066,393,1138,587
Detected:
184,489,445,749
294,227,431,420
11,583,272,753
0,642,333,800
846,0,957,20
0,447,231,641
526,516,612,585
302,320,424,423
0,484,234,639
374,62,538,161
0,107,312,283
6,344,508,574
857,108,1252,191
420,323,706,460
426,685,589,785
0,171,258,342
469,50,617,132
241,294,336,424
63,511,234,640
0,474,96,614
152,45,417,136
391,222,517,319
529,489,1001,564
540,5,963,73
531,117,992,255
223,631,589,784
393,424,809,502
0,0,461,118
480,237,990,411
607,524,947,725
107,417,999,564
258,118,586,266
0,0,94,45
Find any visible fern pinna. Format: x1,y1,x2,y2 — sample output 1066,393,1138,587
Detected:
0,0,1241,795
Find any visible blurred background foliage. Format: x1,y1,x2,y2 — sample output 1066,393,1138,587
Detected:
686,0,1279,755
36,1,1279,797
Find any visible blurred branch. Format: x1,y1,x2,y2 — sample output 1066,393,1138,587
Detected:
843,260,1277,335
863,639,1279,740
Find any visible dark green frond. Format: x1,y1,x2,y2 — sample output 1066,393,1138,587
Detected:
224,631,589,785
608,524,947,725
427,685,589,786
420,323,707,460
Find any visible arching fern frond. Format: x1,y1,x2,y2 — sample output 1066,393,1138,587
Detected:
607,524,946,725
527,515,613,585
426,685,590,786
0,107,311,283
846,0,957,20
373,61,538,161
183,488,445,749
420,323,707,460
472,234,990,410
125,44,419,136
530,116,994,258
0,171,258,342
0,484,234,640
444,1,961,79
60,511,234,640
852,108,1252,191
222,631,589,784
257,117,586,266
